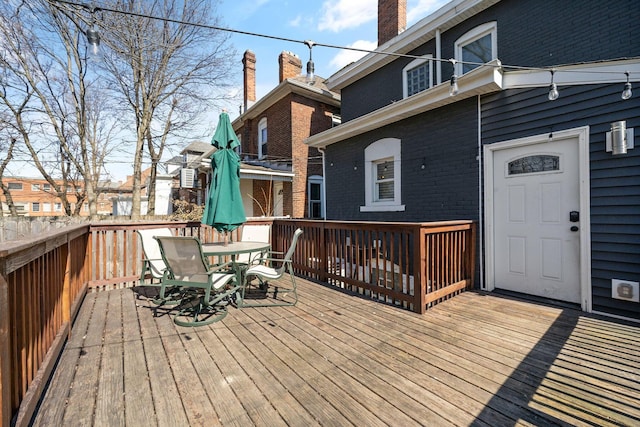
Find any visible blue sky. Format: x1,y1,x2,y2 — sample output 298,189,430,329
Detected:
217,0,450,119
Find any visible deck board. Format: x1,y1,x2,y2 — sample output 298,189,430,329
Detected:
31,278,640,427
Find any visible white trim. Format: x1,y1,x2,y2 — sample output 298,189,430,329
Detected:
402,55,433,98
306,62,502,148
483,126,592,312
454,21,498,75
477,95,484,290
361,138,405,212
325,0,500,91
591,311,640,324
502,58,640,88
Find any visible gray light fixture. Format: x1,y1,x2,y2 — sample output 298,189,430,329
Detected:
86,25,100,56
85,7,100,57
548,70,559,101
606,120,635,155
304,40,315,84
622,71,632,100
449,75,459,96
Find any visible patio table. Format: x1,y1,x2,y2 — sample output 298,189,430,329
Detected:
202,241,271,304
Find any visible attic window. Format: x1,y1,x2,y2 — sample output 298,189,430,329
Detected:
455,22,497,75
403,56,433,98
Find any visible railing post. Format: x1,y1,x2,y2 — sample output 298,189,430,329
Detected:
467,222,477,289
320,222,327,283
0,267,11,427
414,225,427,314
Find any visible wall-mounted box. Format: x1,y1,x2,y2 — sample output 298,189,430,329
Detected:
611,279,639,302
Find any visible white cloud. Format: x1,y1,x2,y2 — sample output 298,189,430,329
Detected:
328,39,378,71
318,0,377,32
407,0,449,24
289,14,302,27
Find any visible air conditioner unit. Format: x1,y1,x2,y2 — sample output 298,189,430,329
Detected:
180,168,196,188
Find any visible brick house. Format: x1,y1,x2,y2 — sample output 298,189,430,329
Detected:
232,50,341,219
306,0,640,321
1,177,117,216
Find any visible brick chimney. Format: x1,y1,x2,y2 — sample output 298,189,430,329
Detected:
243,50,256,111
378,0,406,46
278,51,302,82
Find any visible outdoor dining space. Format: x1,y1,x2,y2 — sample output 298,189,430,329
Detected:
2,219,639,426
29,277,640,426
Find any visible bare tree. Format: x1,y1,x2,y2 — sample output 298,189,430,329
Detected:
0,0,116,217
99,0,236,217
0,138,19,216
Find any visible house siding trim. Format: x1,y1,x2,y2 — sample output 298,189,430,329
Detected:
483,126,592,312
306,62,502,148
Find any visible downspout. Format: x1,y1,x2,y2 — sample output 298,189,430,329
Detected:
477,94,484,290
317,146,327,220
435,28,442,85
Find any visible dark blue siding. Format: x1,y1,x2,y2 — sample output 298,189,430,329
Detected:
326,97,479,222
341,0,640,121
482,85,640,320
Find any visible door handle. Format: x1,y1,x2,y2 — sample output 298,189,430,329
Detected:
570,226,579,232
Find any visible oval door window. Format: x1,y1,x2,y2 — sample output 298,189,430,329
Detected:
508,154,560,176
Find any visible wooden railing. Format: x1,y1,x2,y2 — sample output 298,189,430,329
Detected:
0,218,475,426
0,225,90,427
271,220,476,313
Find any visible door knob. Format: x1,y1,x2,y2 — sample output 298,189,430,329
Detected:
570,226,579,232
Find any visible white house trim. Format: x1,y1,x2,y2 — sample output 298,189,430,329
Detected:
502,58,640,88
306,61,503,148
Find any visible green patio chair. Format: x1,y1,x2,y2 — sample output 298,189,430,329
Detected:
241,228,303,307
154,235,240,327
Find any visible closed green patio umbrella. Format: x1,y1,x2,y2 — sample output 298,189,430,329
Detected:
202,112,246,239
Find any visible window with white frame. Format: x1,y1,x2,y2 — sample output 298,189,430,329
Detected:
308,175,323,219
43,203,51,212
32,202,40,212
454,21,497,75
54,203,62,212
43,183,51,191
258,117,267,159
403,55,433,98
361,138,404,212
31,184,40,191
8,182,22,190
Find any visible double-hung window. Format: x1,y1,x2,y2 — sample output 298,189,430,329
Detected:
374,160,394,201
454,22,497,75
403,56,433,98
258,117,268,159
361,138,404,212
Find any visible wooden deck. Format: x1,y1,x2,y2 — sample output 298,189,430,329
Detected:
31,277,640,427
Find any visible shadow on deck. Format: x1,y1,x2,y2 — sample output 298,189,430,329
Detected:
32,278,640,426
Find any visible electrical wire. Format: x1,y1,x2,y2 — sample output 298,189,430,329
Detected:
48,0,637,76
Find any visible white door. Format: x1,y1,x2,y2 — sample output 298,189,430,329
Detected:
492,136,581,303
273,181,283,217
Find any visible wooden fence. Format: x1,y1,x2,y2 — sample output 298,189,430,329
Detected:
0,218,475,426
